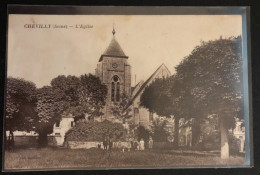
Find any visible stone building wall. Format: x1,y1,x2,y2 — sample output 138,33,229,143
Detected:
131,64,171,129
96,56,131,119
232,119,245,152
50,117,75,146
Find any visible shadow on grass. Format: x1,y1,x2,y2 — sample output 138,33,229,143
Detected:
5,145,245,159
5,145,62,153
152,148,245,158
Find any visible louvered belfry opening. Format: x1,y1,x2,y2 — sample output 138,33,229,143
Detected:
111,75,120,102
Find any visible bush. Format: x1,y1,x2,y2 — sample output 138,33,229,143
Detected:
193,132,220,151
229,134,241,155
65,120,126,142
136,126,151,146
151,118,169,142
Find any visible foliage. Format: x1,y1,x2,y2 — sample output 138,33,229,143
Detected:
150,118,169,142
65,120,126,142
140,77,182,147
200,115,219,138
5,74,107,147
175,37,243,129
34,86,69,147
136,125,151,143
111,93,132,121
78,74,107,119
51,75,80,106
140,37,243,152
229,134,242,154
5,77,37,132
140,78,173,117
35,86,68,134
174,37,243,158
51,74,107,120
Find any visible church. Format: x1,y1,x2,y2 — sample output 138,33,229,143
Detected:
95,27,131,121
9,28,245,151
50,28,171,146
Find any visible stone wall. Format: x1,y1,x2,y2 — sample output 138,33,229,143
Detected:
153,142,173,149
12,136,59,147
67,141,131,149
13,136,38,146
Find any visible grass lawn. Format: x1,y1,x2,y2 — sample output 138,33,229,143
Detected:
4,147,245,170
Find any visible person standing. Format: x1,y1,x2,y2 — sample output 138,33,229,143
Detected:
148,136,153,151
103,137,108,150
133,139,139,150
140,138,145,150
109,139,113,150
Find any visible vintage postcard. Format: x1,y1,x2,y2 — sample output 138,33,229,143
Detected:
3,6,252,170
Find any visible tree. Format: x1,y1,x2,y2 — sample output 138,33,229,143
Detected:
5,77,37,147
151,117,169,142
35,86,68,147
140,37,243,158
33,74,106,147
140,77,183,148
51,74,107,121
136,125,150,143
77,74,107,119
50,75,80,106
175,37,243,158
111,93,132,122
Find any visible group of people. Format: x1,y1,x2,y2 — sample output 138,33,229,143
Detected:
100,136,154,151
132,137,153,151
102,137,113,150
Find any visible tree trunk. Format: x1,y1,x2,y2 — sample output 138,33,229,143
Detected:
9,129,14,148
38,132,48,147
220,119,229,159
191,120,200,148
173,117,179,148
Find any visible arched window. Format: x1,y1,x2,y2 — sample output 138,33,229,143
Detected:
116,82,120,102
111,82,115,101
111,76,120,102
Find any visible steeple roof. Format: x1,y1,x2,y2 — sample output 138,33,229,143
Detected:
99,29,128,62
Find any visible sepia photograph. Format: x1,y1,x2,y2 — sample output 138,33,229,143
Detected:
3,6,252,170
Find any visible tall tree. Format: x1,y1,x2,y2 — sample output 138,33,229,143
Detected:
51,74,107,121
5,77,37,146
51,75,80,106
78,74,107,120
140,77,184,148
175,37,243,158
140,37,243,157
35,86,68,147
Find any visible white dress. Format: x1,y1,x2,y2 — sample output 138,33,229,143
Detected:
139,140,145,150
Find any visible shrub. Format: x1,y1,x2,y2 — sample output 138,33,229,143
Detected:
151,118,169,142
229,134,241,155
136,126,150,144
65,120,126,142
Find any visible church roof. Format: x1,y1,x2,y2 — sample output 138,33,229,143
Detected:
99,36,128,62
131,80,144,97
126,63,171,108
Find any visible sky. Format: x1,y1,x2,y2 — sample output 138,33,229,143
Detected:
8,15,242,88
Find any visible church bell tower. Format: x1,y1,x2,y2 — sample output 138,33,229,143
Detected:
95,27,131,120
